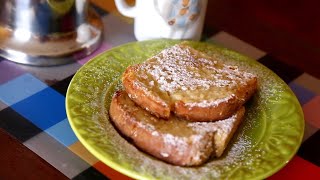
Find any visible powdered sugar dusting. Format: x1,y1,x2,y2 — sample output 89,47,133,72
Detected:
162,134,189,155
160,132,214,163
138,44,255,92
187,112,237,134
185,94,235,108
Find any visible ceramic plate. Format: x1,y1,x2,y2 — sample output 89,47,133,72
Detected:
66,40,304,180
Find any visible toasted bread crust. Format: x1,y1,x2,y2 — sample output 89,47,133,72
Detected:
109,90,245,166
175,76,257,121
122,66,171,118
122,43,257,122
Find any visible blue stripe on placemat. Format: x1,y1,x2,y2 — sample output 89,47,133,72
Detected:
289,82,316,105
45,118,78,147
0,107,42,142
11,87,66,130
0,73,48,106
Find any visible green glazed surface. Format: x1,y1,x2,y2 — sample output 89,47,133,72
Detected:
66,40,304,180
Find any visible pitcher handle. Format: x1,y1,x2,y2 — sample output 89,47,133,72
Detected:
114,0,137,18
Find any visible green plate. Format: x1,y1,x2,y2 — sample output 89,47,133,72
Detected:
66,40,304,180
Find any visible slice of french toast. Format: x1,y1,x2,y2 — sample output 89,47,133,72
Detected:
109,90,245,166
122,42,257,121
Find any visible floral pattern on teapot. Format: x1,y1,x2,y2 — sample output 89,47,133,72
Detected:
154,0,201,28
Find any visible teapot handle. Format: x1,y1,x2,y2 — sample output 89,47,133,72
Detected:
114,0,137,18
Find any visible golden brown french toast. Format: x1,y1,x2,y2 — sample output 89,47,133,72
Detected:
109,90,245,166
122,43,257,121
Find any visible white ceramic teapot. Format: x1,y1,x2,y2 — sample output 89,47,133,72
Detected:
115,0,208,41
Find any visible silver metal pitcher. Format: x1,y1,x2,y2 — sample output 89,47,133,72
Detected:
0,0,103,66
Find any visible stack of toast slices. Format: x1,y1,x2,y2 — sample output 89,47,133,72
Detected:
109,42,258,166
